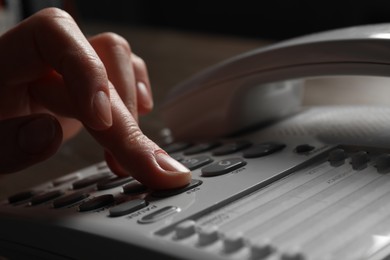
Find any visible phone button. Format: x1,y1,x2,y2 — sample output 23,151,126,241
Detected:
212,141,252,156
180,156,213,170
183,142,221,155
29,190,64,206
294,144,315,154
72,172,112,190
138,206,181,224
201,158,247,177
243,142,286,158
122,181,148,195
97,176,134,190
52,191,89,208
78,194,115,212
163,142,192,153
109,199,147,217
151,179,202,198
8,190,36,204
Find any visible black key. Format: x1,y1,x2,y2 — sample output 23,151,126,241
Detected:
72,172,112,190
294,144,315,154
78,194,115,212
183,142,221,155
8,191,35,204
30,190,64,205
180,156,213,170
243,142,286,158
122,181,148,195
201,158,247,177
328,148,348,167
52,191,89,208
97,176,133,190
151,179,202,198
163,142,192,154
109,199,148,217
212,141,252,156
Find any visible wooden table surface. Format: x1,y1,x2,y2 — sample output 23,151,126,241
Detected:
2,22,390,199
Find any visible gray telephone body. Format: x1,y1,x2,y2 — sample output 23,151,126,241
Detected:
2,24,390,260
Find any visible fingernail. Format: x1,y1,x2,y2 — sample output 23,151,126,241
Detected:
93,90,112,129
155,151,189,173
137,82,153,110
18,117,57,154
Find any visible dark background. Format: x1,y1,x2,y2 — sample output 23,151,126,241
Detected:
18,0,390,41
73,1,390,40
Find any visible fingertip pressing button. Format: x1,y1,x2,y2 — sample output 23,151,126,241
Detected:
174,220,197,240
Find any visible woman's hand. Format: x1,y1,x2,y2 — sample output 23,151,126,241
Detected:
0,8,191,190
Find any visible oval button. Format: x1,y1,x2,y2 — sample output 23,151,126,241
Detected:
138,206,181,224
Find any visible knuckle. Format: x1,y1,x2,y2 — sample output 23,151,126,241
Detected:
97,32,132,55
35,7,74,24
132,55,146,69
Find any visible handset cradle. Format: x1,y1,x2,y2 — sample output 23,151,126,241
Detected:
161,24,390,139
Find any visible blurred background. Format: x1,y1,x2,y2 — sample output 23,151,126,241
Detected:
1,0,390,198
6,0,390,40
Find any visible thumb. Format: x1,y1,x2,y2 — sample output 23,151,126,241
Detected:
0,114,63,174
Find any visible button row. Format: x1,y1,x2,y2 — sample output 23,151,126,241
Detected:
164,141,289,158
171,221,283,259
327,148,390,174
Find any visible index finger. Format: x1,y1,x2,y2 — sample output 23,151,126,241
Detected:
87,83,192,190
0,8,112,130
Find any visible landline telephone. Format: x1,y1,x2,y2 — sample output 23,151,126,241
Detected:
2,24,390,260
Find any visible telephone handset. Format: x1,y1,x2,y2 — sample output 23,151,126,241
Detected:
161,23,390,139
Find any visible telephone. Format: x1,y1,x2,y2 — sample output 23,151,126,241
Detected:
2,24,390,260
